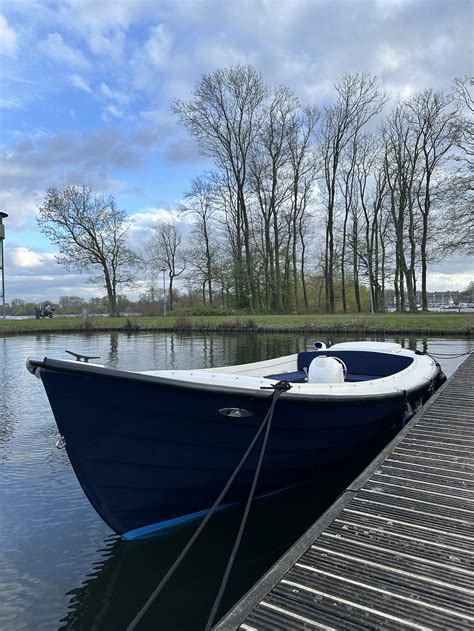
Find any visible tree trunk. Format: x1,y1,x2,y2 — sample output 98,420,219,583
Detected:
104,268,119,316
168,276,174,312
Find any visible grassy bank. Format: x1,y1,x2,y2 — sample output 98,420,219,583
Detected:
0,312,472,336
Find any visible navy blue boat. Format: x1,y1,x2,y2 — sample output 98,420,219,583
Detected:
27,341,445,539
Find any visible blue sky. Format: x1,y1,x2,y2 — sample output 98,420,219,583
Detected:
0,0,473,302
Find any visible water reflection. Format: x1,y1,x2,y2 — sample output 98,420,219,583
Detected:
59,468,359,631
108,333,119,365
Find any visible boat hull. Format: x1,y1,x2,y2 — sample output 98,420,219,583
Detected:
31,357,438,538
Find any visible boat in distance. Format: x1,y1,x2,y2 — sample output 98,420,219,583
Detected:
27,341,445,540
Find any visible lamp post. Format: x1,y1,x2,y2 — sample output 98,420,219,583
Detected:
161,268,167,317
0,212,8,319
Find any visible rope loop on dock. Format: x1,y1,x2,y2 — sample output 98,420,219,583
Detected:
127,380,291,631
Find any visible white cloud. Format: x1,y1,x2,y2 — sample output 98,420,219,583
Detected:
11,246,56,268
101,104,127,121
141,24,172,68
0,14,18,57
130,23,173,89
88,30,126,61
4,240,102,302
0,96,25,110
194,35,250,70
40,32,90,70
375,0,406,18
56,0,141,60
69,73,92,94
0,189,41,229
1,125,161,194
126,208,183,250
99,82,131,105
130,208,180,228
427,271,474,292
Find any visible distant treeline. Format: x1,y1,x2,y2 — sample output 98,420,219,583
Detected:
6,284,473,318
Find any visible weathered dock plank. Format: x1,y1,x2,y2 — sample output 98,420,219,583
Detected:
215,354,474,631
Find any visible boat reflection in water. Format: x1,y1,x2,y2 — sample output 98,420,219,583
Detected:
58,462,373,630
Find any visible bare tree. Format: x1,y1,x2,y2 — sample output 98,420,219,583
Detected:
287,105,319,311
249,86,297,311
383,104,424,312
337,136,359,312
145,222,186,312
406,89,458,309
37,185,136,316
438,77,474,256
319,72,386,312
181,176,220,305
353,134,390,313
174,65,268,310
453,76,474,168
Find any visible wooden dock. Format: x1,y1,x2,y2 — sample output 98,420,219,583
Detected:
215,354,474,630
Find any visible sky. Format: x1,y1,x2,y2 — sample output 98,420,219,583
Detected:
0,0,473,303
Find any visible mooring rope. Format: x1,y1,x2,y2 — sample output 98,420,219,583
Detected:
204,379,292,630
127,380,291,631
427,349,474,359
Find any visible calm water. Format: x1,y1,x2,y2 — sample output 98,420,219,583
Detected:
0,332,471,630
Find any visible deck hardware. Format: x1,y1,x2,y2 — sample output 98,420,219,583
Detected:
56,436,66,449
313,340,327,350
65,350,100,363
219,408,253,418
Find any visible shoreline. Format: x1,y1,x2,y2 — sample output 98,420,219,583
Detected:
1,313,472,336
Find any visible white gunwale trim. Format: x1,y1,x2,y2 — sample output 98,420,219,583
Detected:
143,344,439,396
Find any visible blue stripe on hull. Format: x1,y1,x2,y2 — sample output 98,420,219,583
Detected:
122,483,303,540
123,502,236,540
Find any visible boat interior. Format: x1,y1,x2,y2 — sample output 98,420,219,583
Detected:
207,350,415,384
264,351,414,383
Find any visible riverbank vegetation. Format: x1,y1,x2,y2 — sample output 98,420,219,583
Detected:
1,312,471,336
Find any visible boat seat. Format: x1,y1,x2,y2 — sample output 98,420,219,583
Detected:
345,374,380,382
297,350,413,377
264,371,380,384
264,370,307,383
